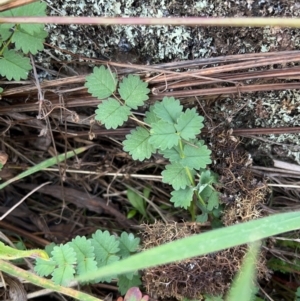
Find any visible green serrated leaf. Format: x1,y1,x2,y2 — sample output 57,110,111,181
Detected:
118,232,140,258
201,186,219,211
180,143,211,170
50,244,77,285
118,274,142,295
175,108,204,140
14,2,47,34
126,189,147,217
0,49,31,80
85,66,117,99
77,257,98,276
118,75,150,109
91,230,120,265
12,28,47,54
149,121,179,150
123,126,155,161
94,254,119,283
51,244,77,266
0,8,12,17
144,105,160,126
0,24,14,42
159,144,181,162
153,97,183,124
69,236,95,261
199,170,218,186
95,98,131,129
52,264,76,286
34,258,56,277
45,243,56,257
170,187,194,209
162,162,195,190
197,171,219,211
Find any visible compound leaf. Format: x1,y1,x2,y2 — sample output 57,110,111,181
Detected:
118,274,142,295
123,127,155,161
12,28,48,54
119,75,150,109
153,97,183,124
91,230,120,265
170,187,194,209
175,108,204,140
181,143,211,170
95,98,131,129
162,162,195,190
118,232,140,258
149,121,179,150
85,66,117,99
0,49,31,80
34,258,56,277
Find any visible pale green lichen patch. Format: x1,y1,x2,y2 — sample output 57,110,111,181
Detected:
40,0,300,66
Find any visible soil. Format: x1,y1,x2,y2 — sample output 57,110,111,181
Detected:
1,0,300,300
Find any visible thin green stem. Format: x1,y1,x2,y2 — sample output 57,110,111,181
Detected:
188,200,195,221
184,166,195,186
178,139,184,157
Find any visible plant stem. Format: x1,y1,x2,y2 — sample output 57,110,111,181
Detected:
184,167,195,186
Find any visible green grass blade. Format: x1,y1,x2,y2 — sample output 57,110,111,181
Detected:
0,146,88,190
226,241,260,301
78,211,300,282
